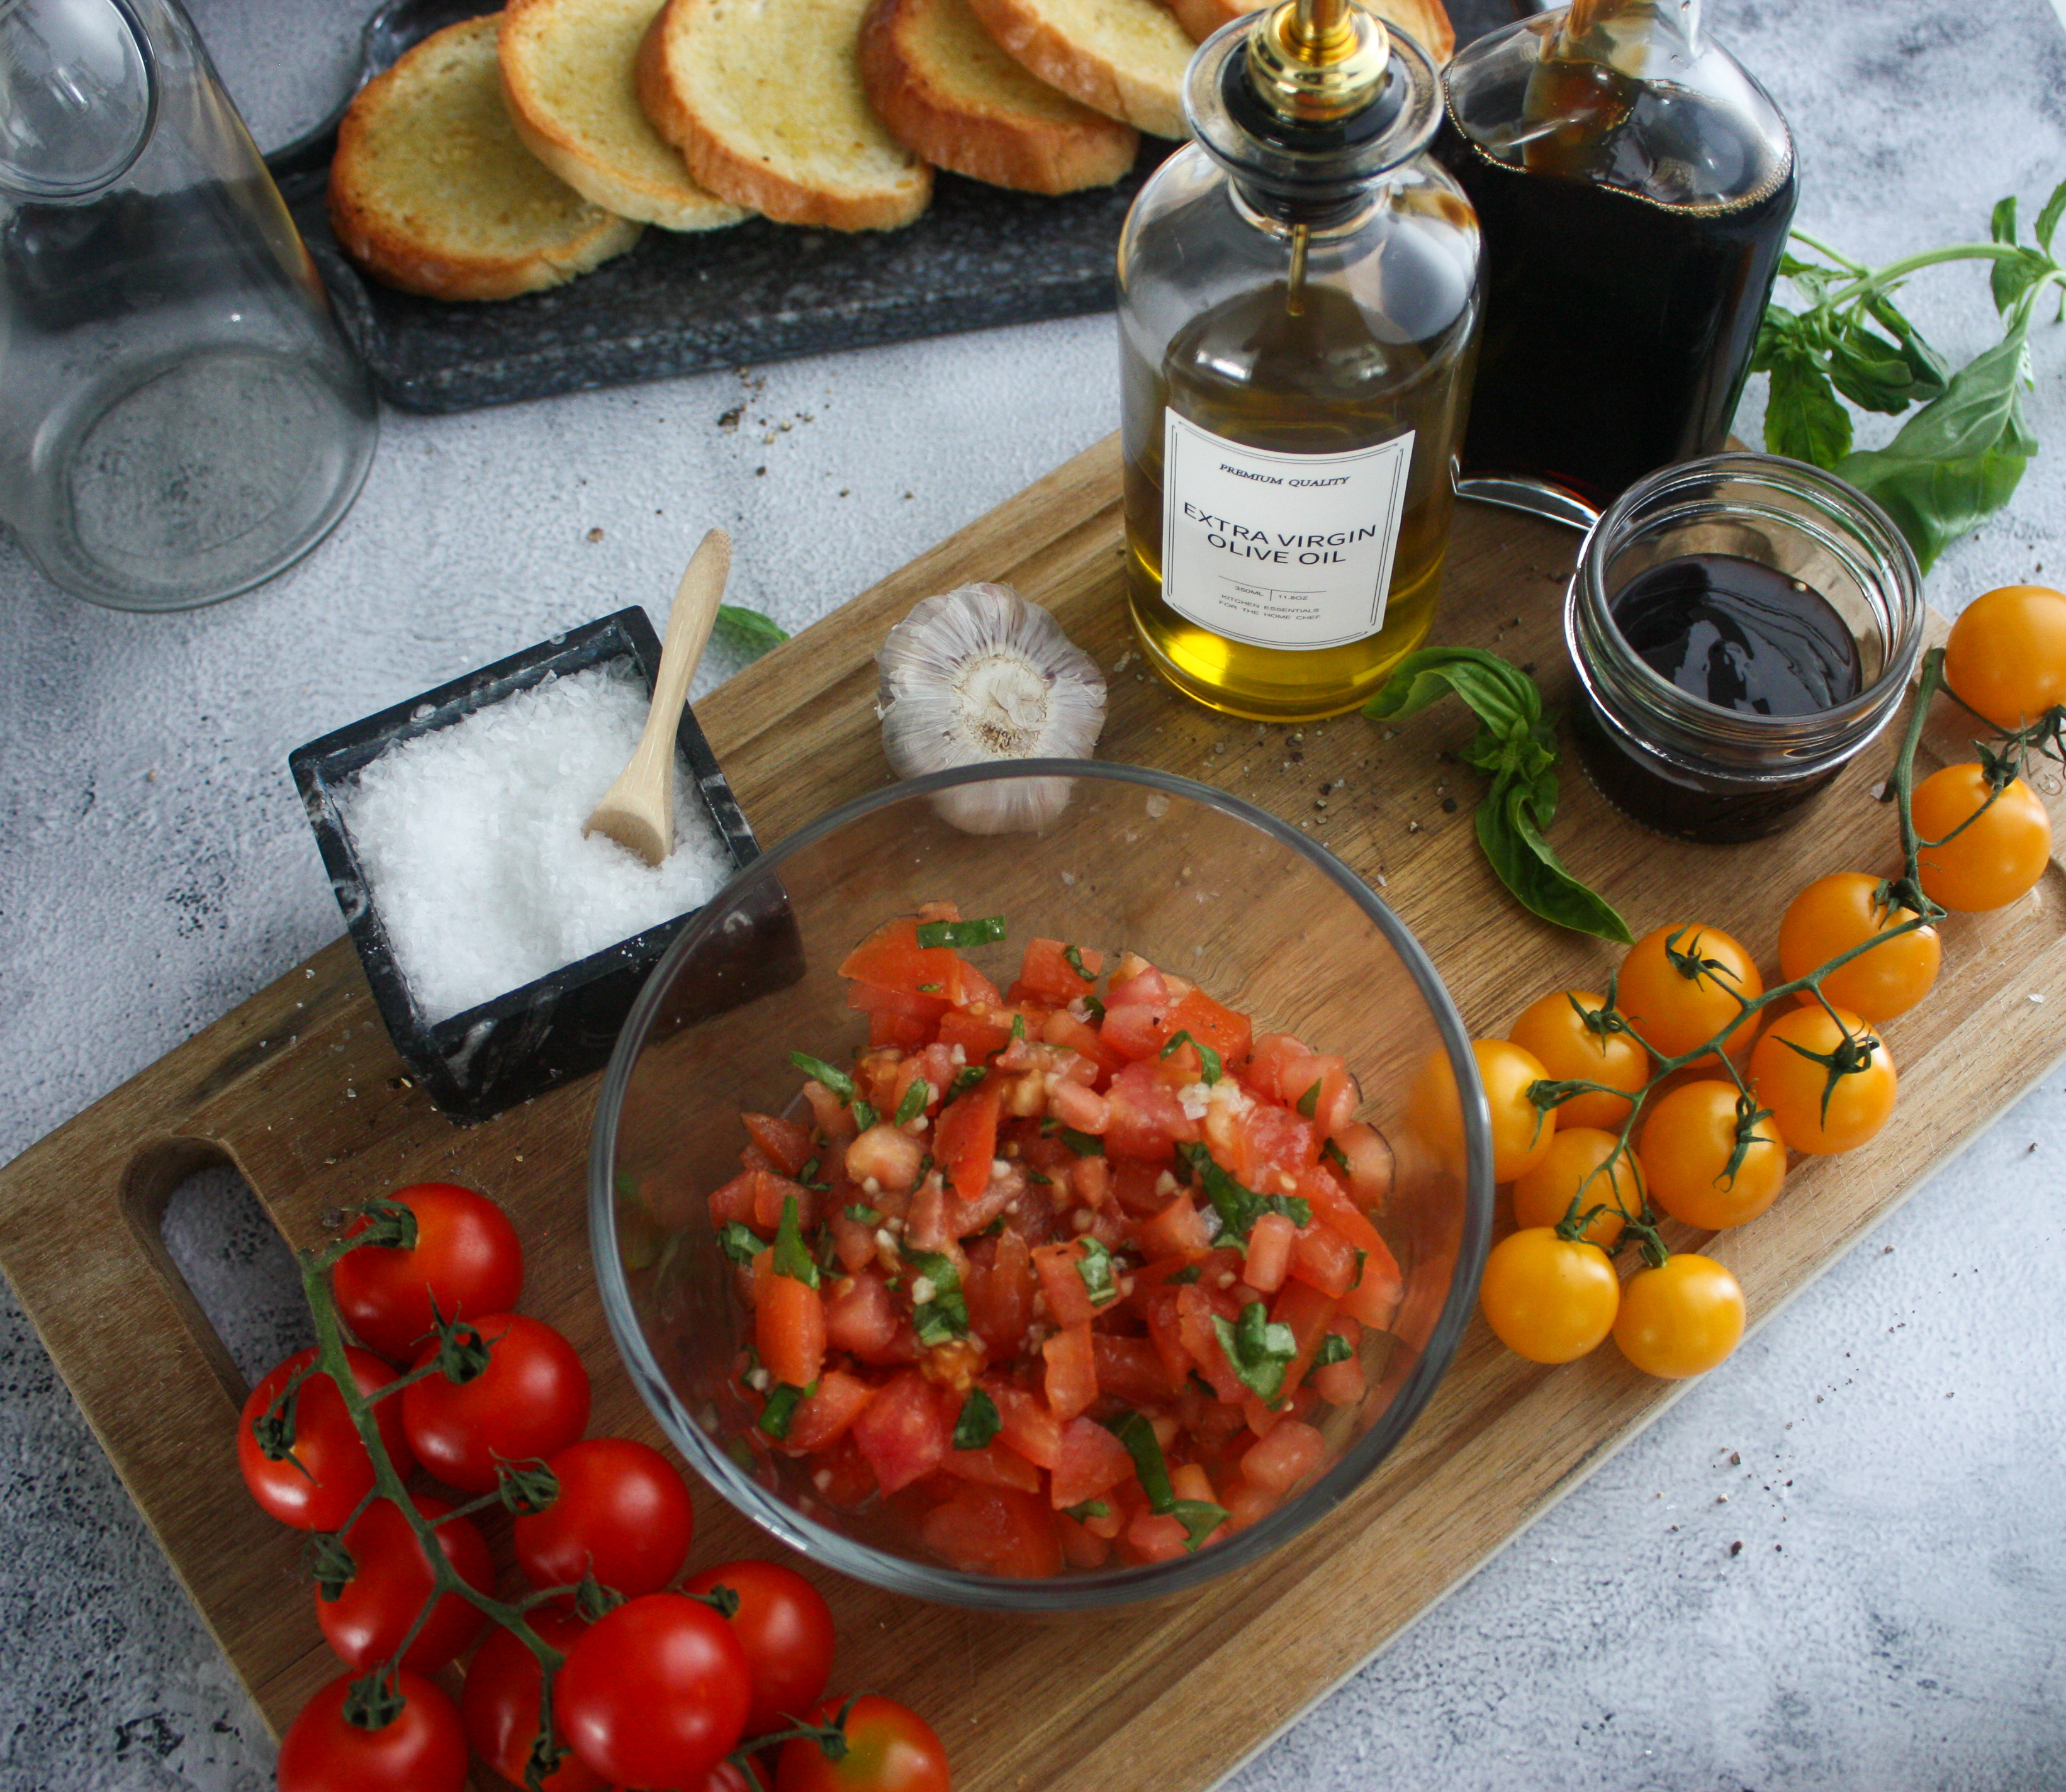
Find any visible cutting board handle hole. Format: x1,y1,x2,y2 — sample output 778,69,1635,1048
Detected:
122,1141,311,1402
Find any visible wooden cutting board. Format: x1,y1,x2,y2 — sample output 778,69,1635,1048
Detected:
4,434,2062,1791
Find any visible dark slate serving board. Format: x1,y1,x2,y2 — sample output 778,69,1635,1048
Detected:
288,148,1170,414
283,0,1511,415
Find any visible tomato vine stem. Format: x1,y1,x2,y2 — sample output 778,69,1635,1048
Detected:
1536,646,1965,1253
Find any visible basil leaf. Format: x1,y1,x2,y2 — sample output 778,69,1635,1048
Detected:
1159,1029,1222,1085
947,1065,987,1099
1178,1141,1309,1238
771,1196,819,1289
1104,1410,1225,1548
1827,318,1919,416
719,1222,768,1265
1062,1500,1109,1521
1074,1238,1120,1308
1765,342,1853,466
2037,179,2066,254
714,604,790,663
914,915,1007,949
1011,1013,1026,1041
952,1387,1001,1451
1064,944,1089,979
894,1081,928,1126
1083,995,1106,1024
1365,648,1631,945
844,1202,882,1224
1211,1302,1298,1405
1478,773,1637,944
788,1051,854,1101
1060,1128,1104,1158
904,1248,968,1346
758,1382,809,1439
850,1099,878,1132
1296,1079,1321,1120
1835,327,2036,572
1306,1332,1355,1380
1167,1262,1204,1285
1863,293,1949,400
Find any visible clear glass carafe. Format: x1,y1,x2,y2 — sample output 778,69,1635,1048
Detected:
1118,0,1481,722
0,0,378,611
1436,0,1797,522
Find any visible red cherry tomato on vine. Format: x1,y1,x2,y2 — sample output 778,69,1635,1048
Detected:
334,1182,524,1364
1943,583,2066,729
515,1437,695,1598
557,1592,751,1789
403,1312,590,1494
1613,1252,1744,1378
277,1671,468,1792
774,1694,952,1792
682,1559,838,1738
461,1604,606,1792
1617,922,1762,1061
317,1491,493,1674
237,1345,415,1531
1911,763,2052,912
1776,872,1940,1022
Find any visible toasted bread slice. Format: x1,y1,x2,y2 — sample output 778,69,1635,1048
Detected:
330,15,642,301
860,0,1138,193
637,0,932,232
962,0,1193,139
1165,0,1455,60
499,0,751,230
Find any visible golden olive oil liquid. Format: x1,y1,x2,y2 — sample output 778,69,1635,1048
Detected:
1123,281,1471,721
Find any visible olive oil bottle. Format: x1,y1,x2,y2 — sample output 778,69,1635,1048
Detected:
1117,0,1481,720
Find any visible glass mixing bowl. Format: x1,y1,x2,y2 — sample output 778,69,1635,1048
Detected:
590,761,1492,1611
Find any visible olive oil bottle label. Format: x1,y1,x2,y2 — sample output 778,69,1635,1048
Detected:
1160,410,1415,651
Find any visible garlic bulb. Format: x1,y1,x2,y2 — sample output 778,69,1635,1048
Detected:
877,582,1108,834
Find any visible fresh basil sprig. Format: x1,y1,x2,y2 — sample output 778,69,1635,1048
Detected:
1364,648,1632,945
1753,183,2064,571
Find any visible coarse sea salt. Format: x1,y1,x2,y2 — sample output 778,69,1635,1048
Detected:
340,659,731,1025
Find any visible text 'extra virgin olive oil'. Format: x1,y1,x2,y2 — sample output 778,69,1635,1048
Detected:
1116,0,1481,721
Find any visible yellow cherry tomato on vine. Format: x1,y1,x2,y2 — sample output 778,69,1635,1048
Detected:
1749,1005,1897,1155
1944,584,2066,730
1617,922,1763,1062
1639,1080,1787,1230
1911,764,2051,912
1511,1127,1645,1246
1613,1252,1744,1378
1408,1039,1556,1184
1777,872,1940,1022
1479,1228,1619,1364
1506,988,1651,1130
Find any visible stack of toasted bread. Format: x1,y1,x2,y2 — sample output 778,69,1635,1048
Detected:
329,0,1454,300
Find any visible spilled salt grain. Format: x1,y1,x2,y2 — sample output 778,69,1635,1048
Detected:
341,659,731,1024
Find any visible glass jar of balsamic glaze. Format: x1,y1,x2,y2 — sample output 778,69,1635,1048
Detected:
1566,454,1923,843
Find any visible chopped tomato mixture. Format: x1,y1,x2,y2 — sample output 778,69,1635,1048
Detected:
709,904,1401,1577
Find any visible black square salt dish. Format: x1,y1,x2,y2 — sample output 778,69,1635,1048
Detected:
291,607,800,1122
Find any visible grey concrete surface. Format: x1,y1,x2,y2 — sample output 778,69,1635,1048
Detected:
2,0,2063,1787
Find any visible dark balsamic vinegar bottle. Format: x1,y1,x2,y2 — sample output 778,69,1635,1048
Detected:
1434,0,1797,520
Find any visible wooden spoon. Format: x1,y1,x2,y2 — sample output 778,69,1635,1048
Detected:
583,527,731,866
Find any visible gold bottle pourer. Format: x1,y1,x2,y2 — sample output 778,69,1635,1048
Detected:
1244,0,1391,125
